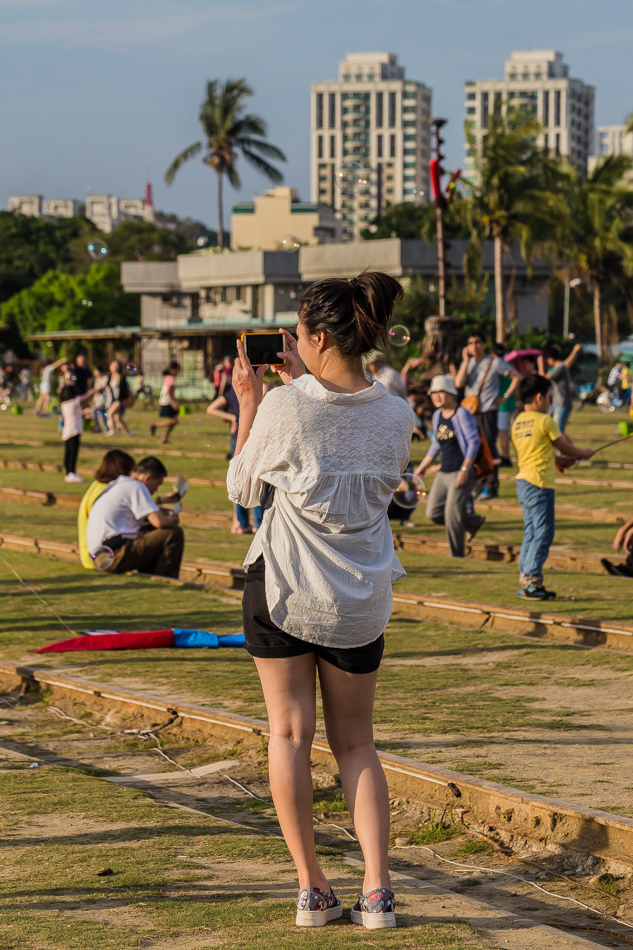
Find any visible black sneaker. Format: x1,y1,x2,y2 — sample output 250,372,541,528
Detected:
601,558,633,578
517,584,556,601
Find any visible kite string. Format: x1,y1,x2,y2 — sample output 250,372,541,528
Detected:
0,551,77,637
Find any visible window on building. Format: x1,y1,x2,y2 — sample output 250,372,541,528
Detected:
315,93,323,129
404,133,417,141
543,132,549,150
328,92,336,129
521,72,530,80
403,89,417,99
377,134,383,157
390,134,396,157
481,91,489,127
466,106,475,115
388,91,396,127
235,285,242,301
534,72,542,79
466,92,476,100
355,74,363,81
343,73,350,82
403,147,416,155
554,90,561,127
403,105,417,113
509,72,517,80
329,135,336,159
375,91,383,128
368,74,375,81
555,132,560,155
542,90,549,126
317,135,323,158
403,161,416,167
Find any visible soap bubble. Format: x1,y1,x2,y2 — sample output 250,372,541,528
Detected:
280,234,300,252
197,235,209,247
125,363,138,376
335,161,369,192
87,240,108,261
393,473,426,510
91,545,114,570
81,298,93,307
389,325,411,348
0,404,7,411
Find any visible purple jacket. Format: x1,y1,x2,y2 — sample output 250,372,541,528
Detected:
427,406,481,462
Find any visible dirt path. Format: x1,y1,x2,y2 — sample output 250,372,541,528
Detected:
1,699,632,949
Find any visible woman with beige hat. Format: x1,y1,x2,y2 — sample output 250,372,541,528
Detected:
414,375,485,557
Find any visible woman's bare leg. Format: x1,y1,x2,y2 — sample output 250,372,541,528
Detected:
318,659,390,894
254,654,330,892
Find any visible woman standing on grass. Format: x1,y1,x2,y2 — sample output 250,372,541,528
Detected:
150,362,180,444
228,272,414,930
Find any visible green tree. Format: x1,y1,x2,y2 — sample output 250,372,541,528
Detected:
165,79,286,250
462,104,566,344
626,113,633,135
542,154,633,368
0,263,138,341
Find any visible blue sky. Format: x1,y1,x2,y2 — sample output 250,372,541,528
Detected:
1,0,631,231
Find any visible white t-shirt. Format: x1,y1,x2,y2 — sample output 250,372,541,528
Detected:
86,476,159,554
61,396,83,441
159,375,175,406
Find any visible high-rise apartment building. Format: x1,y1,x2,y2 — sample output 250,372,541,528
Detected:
464,51,594,178
311,52,431,240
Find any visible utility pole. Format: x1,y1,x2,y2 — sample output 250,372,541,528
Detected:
429,118,448,316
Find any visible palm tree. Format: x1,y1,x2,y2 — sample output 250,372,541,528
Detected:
544,154,633,369
461,104,566,343
165,79,286,250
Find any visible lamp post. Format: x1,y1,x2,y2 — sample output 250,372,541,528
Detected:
429,118,449,316
564,277,582,339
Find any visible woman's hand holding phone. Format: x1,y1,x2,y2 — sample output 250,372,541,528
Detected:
234,339,268,409
276,329,305,386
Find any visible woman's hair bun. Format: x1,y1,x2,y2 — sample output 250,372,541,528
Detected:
298,270,403,358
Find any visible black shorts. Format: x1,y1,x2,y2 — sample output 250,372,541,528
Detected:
159,405,179,419
242,556,384,674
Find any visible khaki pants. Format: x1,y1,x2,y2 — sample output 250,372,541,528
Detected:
426,470,482,557
107,526,184,579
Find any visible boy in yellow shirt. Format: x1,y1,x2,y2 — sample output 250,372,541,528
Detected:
511,375,594,600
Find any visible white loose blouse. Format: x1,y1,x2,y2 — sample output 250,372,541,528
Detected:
227,375,415,648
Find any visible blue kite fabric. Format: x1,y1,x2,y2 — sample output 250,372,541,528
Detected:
173,630,245,649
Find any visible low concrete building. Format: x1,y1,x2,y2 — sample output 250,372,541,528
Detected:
121,239,550,376
231,186,342,250
85,195,154,233
8,195,43,216
44,198,80,217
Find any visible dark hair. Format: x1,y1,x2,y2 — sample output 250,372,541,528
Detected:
297,271,404,357
94,449,135,484
544,343,561,361
468,331,486,344
519,374,551,404
134,455,167,479
60,385,77,402
492,343,505,358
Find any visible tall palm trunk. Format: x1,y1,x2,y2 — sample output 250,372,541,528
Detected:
216,170,224,250
493,231,505,344
593,282,605,381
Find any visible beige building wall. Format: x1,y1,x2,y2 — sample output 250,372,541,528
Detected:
231,187,342,250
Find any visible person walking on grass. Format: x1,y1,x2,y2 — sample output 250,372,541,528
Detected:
538,342,583,434
453,332,521,500
414,375,484,557
228,272,414,930
207,386,263,535
103,360,132,437
512,374,594,600
150,362,180,444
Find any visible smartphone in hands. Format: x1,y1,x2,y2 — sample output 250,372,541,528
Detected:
241,332,287,367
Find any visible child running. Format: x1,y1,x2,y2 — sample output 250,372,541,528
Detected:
228,272,414,929
512,374,594,600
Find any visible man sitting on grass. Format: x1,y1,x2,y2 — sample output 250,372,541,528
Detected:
602,518,633,578
86,456,183,578
511,375,594,601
